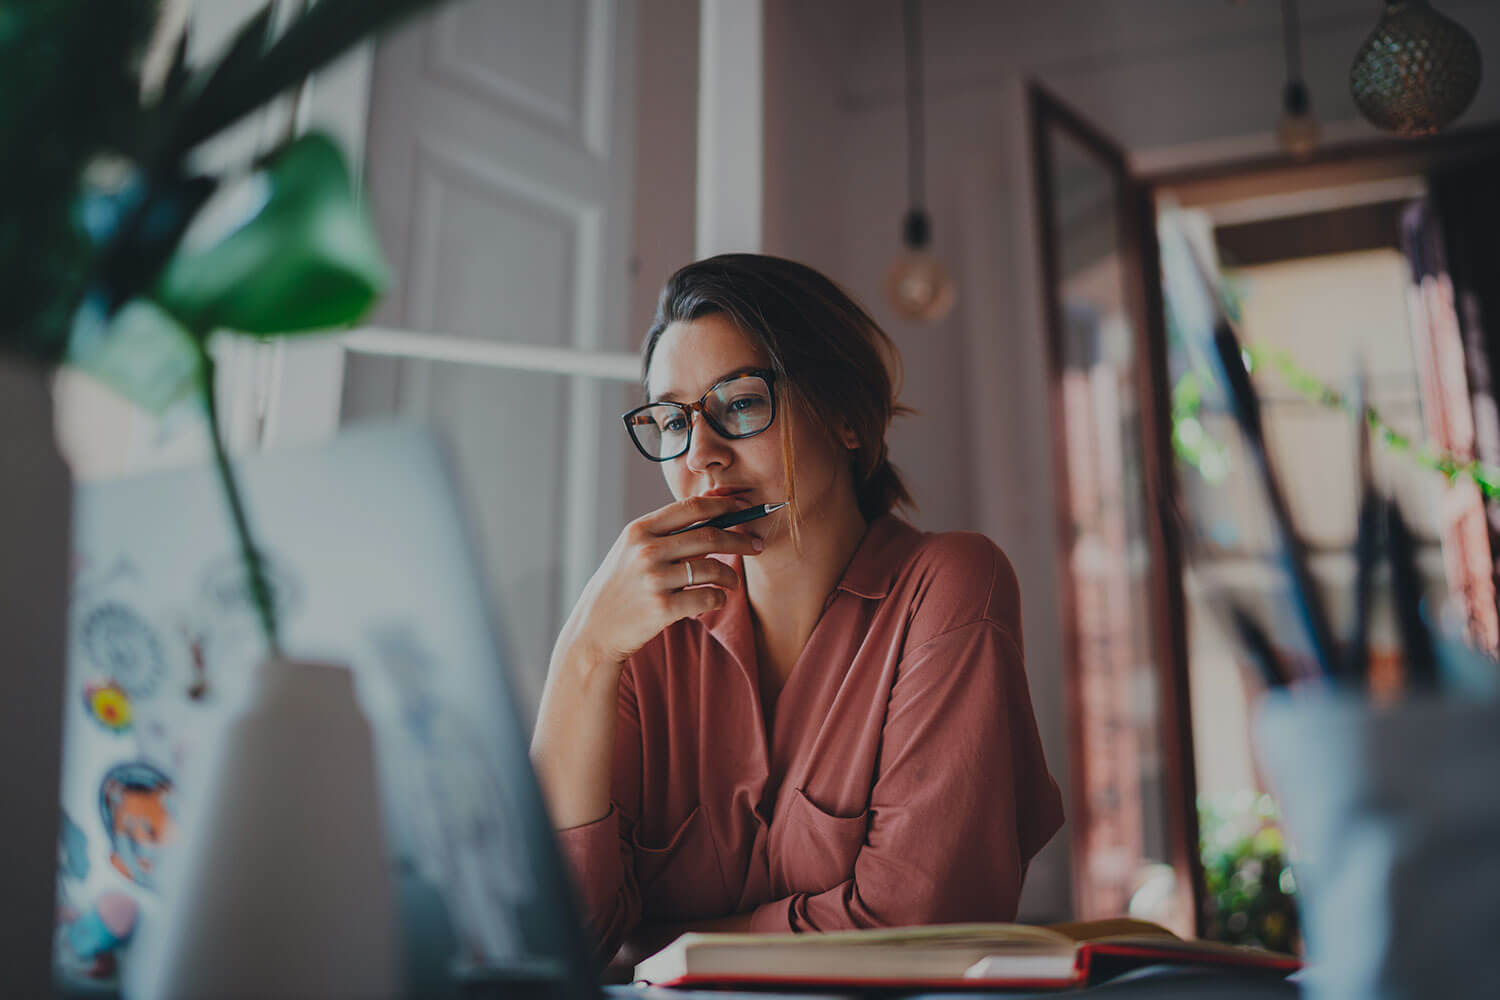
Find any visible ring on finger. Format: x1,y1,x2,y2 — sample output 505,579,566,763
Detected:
684,560,695,587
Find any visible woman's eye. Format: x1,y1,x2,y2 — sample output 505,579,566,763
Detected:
662,415,688,433
728,395,768,412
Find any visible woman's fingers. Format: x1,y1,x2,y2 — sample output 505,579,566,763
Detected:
676,585,727,616
675,557,737,592
639,494,747,534
647,555,738,594
656,527,762,562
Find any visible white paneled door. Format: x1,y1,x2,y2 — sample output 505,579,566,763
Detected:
340,0,641,721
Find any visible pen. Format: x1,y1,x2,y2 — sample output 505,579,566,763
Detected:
1186,241,1340,681
1385,500,1440,693
1346,363,1380,689
1227,604,1290,690
668,501,788,535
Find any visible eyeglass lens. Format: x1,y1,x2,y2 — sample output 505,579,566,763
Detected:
627,375,773,460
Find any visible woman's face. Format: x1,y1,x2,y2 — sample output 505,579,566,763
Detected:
645,313,857,544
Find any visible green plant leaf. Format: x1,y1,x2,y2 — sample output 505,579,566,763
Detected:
153,0,448,165
161,24,193,105
0,0,157,361
67,298,202,414
152,131,387,335
194,3,276,104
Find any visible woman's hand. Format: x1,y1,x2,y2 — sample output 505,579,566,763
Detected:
556,494,764,669
533,495,762,830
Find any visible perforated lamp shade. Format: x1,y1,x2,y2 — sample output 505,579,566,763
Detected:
1351,0,1482,136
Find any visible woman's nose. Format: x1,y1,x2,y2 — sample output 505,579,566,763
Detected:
683,410,733,472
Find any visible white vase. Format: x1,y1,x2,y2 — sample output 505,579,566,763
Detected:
1256,690,1500,1000
126,656,398,999
0,359,71,997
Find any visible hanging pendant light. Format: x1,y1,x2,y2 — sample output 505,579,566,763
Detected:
1277,0,1320,158
1350,0,1483,136
885,0,955,324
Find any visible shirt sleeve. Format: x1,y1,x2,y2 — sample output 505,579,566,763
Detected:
745,619,1064,932
552,661,646,962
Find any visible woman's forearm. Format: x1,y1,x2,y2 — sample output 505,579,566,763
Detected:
627,912,757,959
530,639,623,830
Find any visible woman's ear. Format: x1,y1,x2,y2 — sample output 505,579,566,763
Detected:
837,422,859,450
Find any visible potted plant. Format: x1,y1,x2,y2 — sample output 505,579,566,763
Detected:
0,2,451,994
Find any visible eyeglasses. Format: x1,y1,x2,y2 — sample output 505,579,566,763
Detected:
622,370,778,462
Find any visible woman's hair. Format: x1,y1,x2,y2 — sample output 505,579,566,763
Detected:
642,253,914,527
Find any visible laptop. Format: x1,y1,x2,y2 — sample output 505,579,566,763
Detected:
57,422,599,999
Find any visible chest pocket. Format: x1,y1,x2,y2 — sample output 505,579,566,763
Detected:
769,787,871,897
631,804,731,920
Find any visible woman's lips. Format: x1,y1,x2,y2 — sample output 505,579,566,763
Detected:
702,487,752,499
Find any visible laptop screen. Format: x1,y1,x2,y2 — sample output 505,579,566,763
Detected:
58,423,597,998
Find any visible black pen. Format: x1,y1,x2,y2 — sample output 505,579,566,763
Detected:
1227,604,1290,690
668,501,788,535
1187,240,1340,681
1345,363,1380,688
1385,500,1440,693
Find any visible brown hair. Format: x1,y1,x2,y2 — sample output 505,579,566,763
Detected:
642,254,914,530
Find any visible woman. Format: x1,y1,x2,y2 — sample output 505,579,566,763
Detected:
531,254,1063,963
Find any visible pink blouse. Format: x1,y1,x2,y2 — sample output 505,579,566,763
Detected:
555,514,1064,962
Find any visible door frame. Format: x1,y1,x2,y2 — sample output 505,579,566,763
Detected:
1036,85,1500,936
1029,81,1202,934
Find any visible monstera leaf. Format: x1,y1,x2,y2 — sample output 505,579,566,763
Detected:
153,132,388,336
66,299,200,415
3,0,456,657
67,132,387,415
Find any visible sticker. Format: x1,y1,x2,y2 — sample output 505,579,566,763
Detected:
57,891,138,980
81,680,133,733
79,601,167,699
183,625,210,701
186,552,303,683
58,809,90,882
99,761,175,890
197,550,302,625
71,554,140,598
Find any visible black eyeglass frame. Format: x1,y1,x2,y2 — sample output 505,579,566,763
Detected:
621,369,779,462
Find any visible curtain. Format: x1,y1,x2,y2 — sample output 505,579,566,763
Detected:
1401,172,1500,655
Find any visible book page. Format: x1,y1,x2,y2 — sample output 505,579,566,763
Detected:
1045,918,1181,942
674,922,1074,950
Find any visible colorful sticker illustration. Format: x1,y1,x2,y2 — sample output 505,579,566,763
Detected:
198,550,302,626
185,551,303,689
81,680,133,733
99,761,175,890
79,601,167,699
58,809,90,882
183,625,210,701
56,891,138,981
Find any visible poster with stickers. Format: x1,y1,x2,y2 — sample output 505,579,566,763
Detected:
56,424,541,986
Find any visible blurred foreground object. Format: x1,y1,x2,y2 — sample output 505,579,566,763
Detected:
1257,691,1500,999
0,363,73,998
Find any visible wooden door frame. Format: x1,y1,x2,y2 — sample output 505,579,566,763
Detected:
1029,82,1202,934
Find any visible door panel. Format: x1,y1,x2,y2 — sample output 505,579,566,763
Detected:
345,0,637,723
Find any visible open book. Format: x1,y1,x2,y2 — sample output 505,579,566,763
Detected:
634,919,1300,990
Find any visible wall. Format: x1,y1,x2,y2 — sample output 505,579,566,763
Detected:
760,0,1500,923
623,0,702,520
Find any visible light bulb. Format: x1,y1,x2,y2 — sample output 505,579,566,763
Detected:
1277,79,1320,158
885,250,956,323
1278,111,1320,158
885,210,956,323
